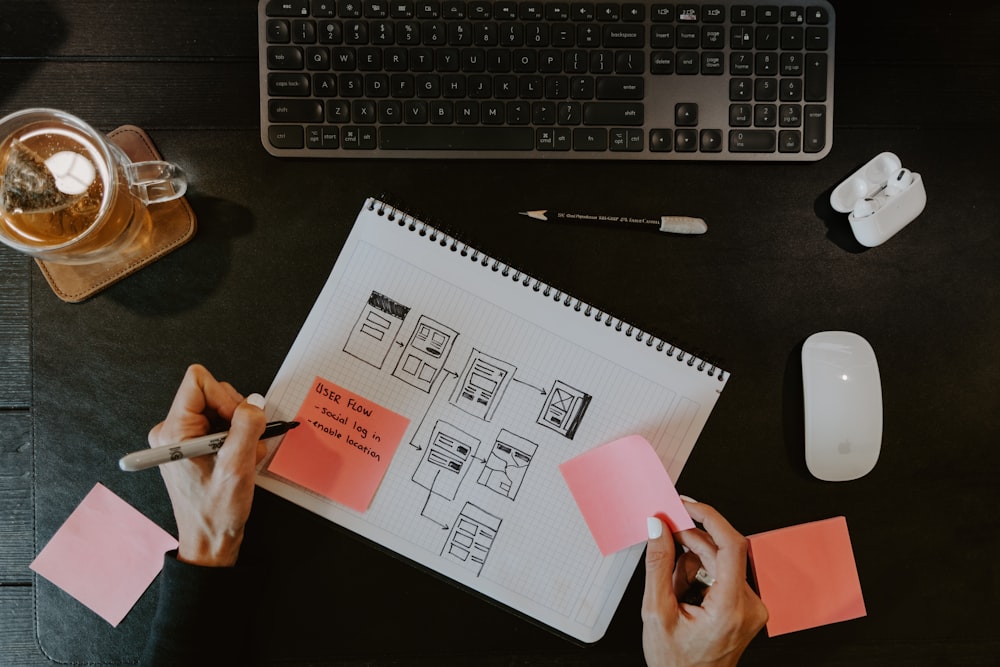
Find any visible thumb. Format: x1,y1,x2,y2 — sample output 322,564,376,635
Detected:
642,516,679,620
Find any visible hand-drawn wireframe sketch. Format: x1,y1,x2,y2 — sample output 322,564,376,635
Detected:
450,348,516,422
344,291,411,368
477,429,537,500
412,421,481,501
442,502,502,576
393,315,459,392
537,380,592,439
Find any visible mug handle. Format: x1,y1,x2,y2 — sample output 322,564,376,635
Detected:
124,161,187,204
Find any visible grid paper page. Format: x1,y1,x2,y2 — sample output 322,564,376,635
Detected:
256,198,728,642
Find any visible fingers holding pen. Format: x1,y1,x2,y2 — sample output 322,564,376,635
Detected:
215,393,268,474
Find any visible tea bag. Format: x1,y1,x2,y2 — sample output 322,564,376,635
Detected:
1,139,86,214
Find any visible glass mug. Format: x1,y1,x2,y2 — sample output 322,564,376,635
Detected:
0,108,186,264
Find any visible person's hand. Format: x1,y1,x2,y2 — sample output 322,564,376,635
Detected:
641,499,768,667
147,364,267,567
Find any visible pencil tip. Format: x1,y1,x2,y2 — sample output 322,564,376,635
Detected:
519,210,547,221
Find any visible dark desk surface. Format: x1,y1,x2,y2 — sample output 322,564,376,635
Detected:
2,2,999,665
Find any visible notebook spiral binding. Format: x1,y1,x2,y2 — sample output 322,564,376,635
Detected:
368,197,725,381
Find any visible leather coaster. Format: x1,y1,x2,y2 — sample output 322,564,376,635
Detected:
35,125,197,303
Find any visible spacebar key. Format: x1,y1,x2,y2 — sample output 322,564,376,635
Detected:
379,127,534,150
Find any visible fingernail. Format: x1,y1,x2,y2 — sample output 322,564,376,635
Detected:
647,516,664,540
246,393,266,409
679,495,698,504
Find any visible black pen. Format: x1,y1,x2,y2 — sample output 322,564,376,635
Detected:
118,420,299,472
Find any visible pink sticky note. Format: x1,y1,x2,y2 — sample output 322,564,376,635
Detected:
559,434,695,555
29,483,178,627
747,516,867,637
268,377,410,512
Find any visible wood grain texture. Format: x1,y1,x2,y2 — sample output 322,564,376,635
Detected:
0,413,32,584
0,249,30,409
0,0,256,59
0,61,259,131
0,586,50,667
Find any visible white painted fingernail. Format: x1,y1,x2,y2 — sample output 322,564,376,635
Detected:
246,393,266,409
647,516,664,540
679,495,698,504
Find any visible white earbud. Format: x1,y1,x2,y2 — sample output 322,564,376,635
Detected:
853,198,879,219
884,167,913,197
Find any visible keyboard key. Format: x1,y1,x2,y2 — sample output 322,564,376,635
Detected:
292,19,317,43
268,73,311,96
268,125,304,148
730,103,752,126
596,76,644,100
649,128,672,151
573,128,608,151
806,6,830,24
754,104,776,126
268,99,324,122
622,5,646,22
583,102,644,125
779,103,801,126
700,129,723,152
675,102,698,126
782,7,805,24
266,0,309,17
313,2,336,17
674,128,697,151
267,20,291,43
267,46,304,69
701,52,724,74
729,129,776,152
803,104,826,152
804,53,827,101
806,26,829,50
603,25,644,48
702,6,725,22
380,126,534,149
650,51,674,74
778,129,800,152
306,126,323,148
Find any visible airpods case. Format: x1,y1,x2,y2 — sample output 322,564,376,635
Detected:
830,152,927,247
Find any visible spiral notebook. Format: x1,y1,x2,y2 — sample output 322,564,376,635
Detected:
256,197,728,643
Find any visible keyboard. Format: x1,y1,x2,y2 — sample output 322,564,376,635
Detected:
259,0,834,160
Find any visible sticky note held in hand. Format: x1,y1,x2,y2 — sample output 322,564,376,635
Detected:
559,434,695,555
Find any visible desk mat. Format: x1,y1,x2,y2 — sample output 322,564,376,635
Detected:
29,139,599,664
36,125,197,303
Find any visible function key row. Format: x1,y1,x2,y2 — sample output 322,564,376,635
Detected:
267,2,830,24
268,19,829,51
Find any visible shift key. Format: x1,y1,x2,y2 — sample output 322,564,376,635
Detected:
268,99,323,122
584,102,644,126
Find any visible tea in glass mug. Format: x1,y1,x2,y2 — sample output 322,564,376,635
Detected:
0,108,186,264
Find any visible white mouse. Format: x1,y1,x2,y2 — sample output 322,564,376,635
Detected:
802,331,882,481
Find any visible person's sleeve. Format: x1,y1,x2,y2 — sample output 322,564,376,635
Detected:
140,551,253,666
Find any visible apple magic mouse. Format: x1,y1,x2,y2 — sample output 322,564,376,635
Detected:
802,331,882,481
